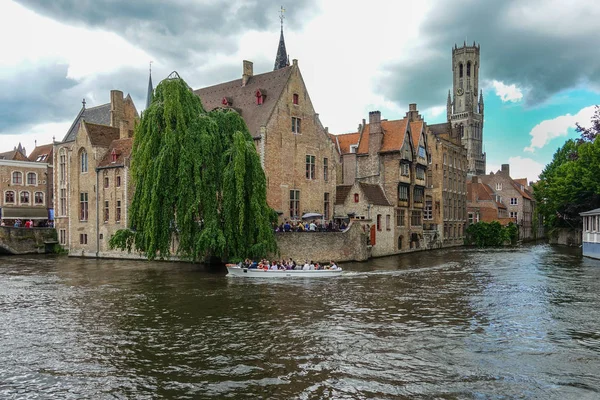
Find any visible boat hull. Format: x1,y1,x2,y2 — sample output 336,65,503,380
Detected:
226,266,342,278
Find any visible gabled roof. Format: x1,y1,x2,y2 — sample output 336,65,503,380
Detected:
28,143,53,164
359,182,391,206
335,185,353,205
274,27,289,70
514,178,528,187
510,180,532,200
98,138,133,167
0,149,27,161
354,118,409,154
84,121,120,147
194,66,293,137
410,121,424,148
62,103,111,143
333,132,360,155
580,208,600,216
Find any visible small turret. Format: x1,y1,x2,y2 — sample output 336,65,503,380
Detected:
447,89,452,121
146,62,154,109
478,89,484,114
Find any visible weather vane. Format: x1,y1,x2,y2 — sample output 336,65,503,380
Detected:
279,5,285,29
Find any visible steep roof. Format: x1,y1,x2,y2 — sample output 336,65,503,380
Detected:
355,118,409,154
359,182,391,206
194,66,293,137
468,181,507,209
98,138,133,167
84,121,120,147
274,27,289,70
514,178,528,187
510,180,532,200
333,132,360,155
0,149,28,161
28,143,54,164
335,185,353,205
410,121,424,148
62,103,111,143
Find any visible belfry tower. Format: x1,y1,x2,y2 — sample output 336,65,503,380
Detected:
447,42,486,175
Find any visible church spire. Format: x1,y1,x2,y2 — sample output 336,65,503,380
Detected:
274,6,288,70
146,61,154,109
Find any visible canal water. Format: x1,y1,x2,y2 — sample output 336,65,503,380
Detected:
1,244,599,399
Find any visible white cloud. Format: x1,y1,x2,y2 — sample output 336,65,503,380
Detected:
1,121,72,156
487,156,545,181
524,105,596,152
490,80,523,102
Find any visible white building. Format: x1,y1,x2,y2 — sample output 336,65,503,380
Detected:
580,208,600,259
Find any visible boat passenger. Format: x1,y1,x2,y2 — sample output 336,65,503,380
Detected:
314,263,321,270
330,261,339,270
270,261,278,270
302,260,310,270
309,261,315,270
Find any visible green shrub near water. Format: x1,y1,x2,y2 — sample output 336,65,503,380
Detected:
465,221,518,247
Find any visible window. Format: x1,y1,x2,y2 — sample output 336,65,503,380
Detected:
79,234,88,245
12,171,22,184
255,89,265,105
305,155,315,179
81,150,88,173
104,177,109,188
59,229,66,245
80,192,89,221
323,158,329,181
350,144,358,153
468,213,474,224
104,201,109,223
443,154,447,165
510,197,518,205
289,190,300,218
116,200,122,223
386,215,391,231
36,154,47,162
27,172,37,185
418,146,426,159
20,191,30,204
401,163,410,176
60,189,67,216
323,193,330,220
459,63,463,78
424,201,433,220
510,211,518,219
354,193,359,203
34,192,44,205
111,149,117,163
467,61,471,77
377,214,382,231
293,93,299,105
414,187,424,203
292,117,301,134
411,211,422,227
416,167,425,180
116,176,121,188
496,183,502,191
398,235,403,250
60,152,66,182
398,184,409,202
397,209,405,226
5,191,15,203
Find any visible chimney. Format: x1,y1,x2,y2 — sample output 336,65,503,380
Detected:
242,60,253,86
119,120,130,140
501,164,510,176
407,103,421,121
368,111,383,154
110,90,124,128
293,59,298,66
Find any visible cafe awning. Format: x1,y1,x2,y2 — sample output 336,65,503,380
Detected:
1,207,49,220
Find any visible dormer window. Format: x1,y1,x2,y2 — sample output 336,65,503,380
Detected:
293,93,299,105
255,89,266,105
354,193,359,203
222,97,232,106
111,149,117,163
350,144,358,153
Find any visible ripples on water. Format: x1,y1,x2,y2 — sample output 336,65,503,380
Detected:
1,244,599,399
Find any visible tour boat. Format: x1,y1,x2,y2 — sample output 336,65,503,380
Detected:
226,264,343,278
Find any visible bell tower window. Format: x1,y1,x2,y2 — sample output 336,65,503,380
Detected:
459,63,463,78
467,61,471,77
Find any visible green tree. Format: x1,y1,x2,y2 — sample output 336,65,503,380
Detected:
465,221,511,247
109,74,277,262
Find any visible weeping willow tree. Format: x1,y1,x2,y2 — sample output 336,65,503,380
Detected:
109,73,277,262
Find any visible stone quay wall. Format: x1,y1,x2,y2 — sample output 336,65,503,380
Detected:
274,222,368,263
548,228,582,247
0,227,57,254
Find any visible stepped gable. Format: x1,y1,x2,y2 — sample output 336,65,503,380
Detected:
194,66,293,138
335,185,353,205
84,121,119,147
356,118,409,154
98,138,133,167
358,182,391,206
333,132,360,155
28,143,53,164
62,103,111,143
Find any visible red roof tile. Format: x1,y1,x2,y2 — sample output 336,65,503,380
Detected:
355,118,408,154
28,143,54,164
98,138,133,167
333,132,360,155
84,121,120,147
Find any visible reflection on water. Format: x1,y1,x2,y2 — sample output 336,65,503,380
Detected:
1,244,599,399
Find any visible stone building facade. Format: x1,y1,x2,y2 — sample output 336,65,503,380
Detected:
0,158,51,223
53,90,138,255
195,59,338,222
335,104,430,253
427,122,468,246
466,176,512,224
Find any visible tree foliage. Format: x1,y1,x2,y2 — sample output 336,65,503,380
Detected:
465,221,516,247
109,75,277,261
533,106,600,229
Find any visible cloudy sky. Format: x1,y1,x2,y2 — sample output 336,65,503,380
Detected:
2,0,600,181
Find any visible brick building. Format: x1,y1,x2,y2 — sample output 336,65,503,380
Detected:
194,30,338,222
466,176,511,224
335,104,430,252
53,90,138,255
427,122,468,246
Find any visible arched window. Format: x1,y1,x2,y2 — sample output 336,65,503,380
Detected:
34,192,44,205
459,63,463,78
27,172,37,185
5,191,15,203
12,171,22,184
467,61,471,77
59,149,67,182
80,149,88,173
20,191,30,204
